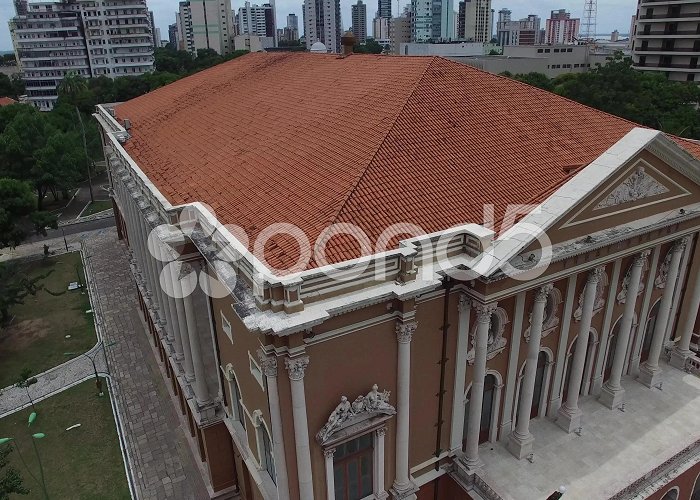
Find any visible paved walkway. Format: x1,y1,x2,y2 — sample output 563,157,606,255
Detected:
85,228,209,499
0,227,209,499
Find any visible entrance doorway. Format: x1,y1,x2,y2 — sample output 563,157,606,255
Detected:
462,374,497,450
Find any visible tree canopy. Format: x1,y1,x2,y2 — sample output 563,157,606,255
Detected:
500,52,700,139
0,443,28,500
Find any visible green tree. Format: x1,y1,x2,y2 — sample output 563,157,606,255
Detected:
57,72,88,105
353,38,383,54
0,178,34,248
0,262,51,324
0,443,28,499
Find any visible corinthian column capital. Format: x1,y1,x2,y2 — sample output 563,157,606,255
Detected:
396,321,417,344
474,302,497,323
588,266,605,284
634,249,651,267
257,349,278,378
285,356,309,381
535,284,554,303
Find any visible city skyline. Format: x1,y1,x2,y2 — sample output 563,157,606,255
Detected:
0,0,636,51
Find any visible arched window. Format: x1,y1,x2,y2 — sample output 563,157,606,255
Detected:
692,472,700,500
225,365,246,429
260,424,276,484
661,486,679,500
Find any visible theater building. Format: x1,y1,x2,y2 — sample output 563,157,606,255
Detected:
95,48,700,500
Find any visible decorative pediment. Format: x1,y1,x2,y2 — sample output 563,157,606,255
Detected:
316,385,396,445
594,166,669,210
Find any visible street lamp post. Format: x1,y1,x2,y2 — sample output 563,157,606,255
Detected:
0,411,50,500
64,340,116,397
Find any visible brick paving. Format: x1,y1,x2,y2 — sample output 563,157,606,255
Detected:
84,227,209,499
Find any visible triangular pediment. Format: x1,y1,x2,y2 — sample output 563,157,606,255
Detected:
484,128,700,278
560,157,692,230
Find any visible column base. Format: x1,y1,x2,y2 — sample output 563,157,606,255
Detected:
459,454,484,473
390,480,418,500
556,405,582,434
599,383,625,410
669,348,691,370
507,431,534,460
637,363,663,388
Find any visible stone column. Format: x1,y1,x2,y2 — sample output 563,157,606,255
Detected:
640,239,687,386
670,237,700,369
600,251,649,409
462,303,495,470
324,448,335,500
392,320,417,498
285,356,313,500
557,269,601,432
375,427,387,498
182,263,211,405
257,351,289,500
508,285,551,459
158,241,184,361
173,262,195,382
450,295,471,451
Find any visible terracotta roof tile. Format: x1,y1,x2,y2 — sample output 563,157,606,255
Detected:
0,97,17,106
115,52,696,270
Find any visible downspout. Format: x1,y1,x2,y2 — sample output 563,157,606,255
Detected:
434,276,453,493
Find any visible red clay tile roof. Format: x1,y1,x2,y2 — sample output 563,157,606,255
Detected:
115,52,688,270
0,97,17,106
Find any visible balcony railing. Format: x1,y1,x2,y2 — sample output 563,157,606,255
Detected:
636,30,700,36
639,13,700,19
636,62,700,69
636,46,700,52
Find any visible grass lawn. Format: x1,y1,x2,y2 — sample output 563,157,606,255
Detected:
0,379,130,500
81,200,112,217
0,252,96,389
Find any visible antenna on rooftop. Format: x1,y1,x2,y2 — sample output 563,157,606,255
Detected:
581,0,597,43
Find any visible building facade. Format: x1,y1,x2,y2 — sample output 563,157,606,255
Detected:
462,0,493,42
168,22,178,48
351,1,368,44
496,13,540,46
390,13,412,53
378,0,392,19
95,50,700,500
287,13,299,32
545,8,580,45
9,0,155,111
237,2,276,42
373,16,391,46
631,0,700,82
304,0,341,52
177,0,234,55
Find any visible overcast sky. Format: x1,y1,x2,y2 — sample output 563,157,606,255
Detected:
0,0,637,52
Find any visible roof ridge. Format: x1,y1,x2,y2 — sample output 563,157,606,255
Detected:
326,56,438,228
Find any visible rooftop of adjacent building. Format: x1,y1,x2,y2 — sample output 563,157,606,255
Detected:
113,51,700,270
477,359,700,500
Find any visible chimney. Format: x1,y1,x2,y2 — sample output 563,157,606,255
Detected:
341,30,356,57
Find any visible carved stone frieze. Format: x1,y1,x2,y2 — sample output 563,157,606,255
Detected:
594,166,669,210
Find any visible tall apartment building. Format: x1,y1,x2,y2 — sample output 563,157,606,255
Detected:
168,23,178,48
497,13,540,46
545,9,580,45
237,2,276,41
351,0,368,43
304,0,341,52
462,0,493,42
632,0,700,82
177,0,233,56
390,12,411,52
9,0,155,111
377,0,392,19
176,1,195,52
287,13,298,31
412,0,454,41
373,16,391,45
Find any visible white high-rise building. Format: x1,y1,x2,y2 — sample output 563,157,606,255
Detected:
412,0,454,41
237,2,276,42
304,0,341,52
177,0,233,55
462,0,493,42
9,0,155,111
